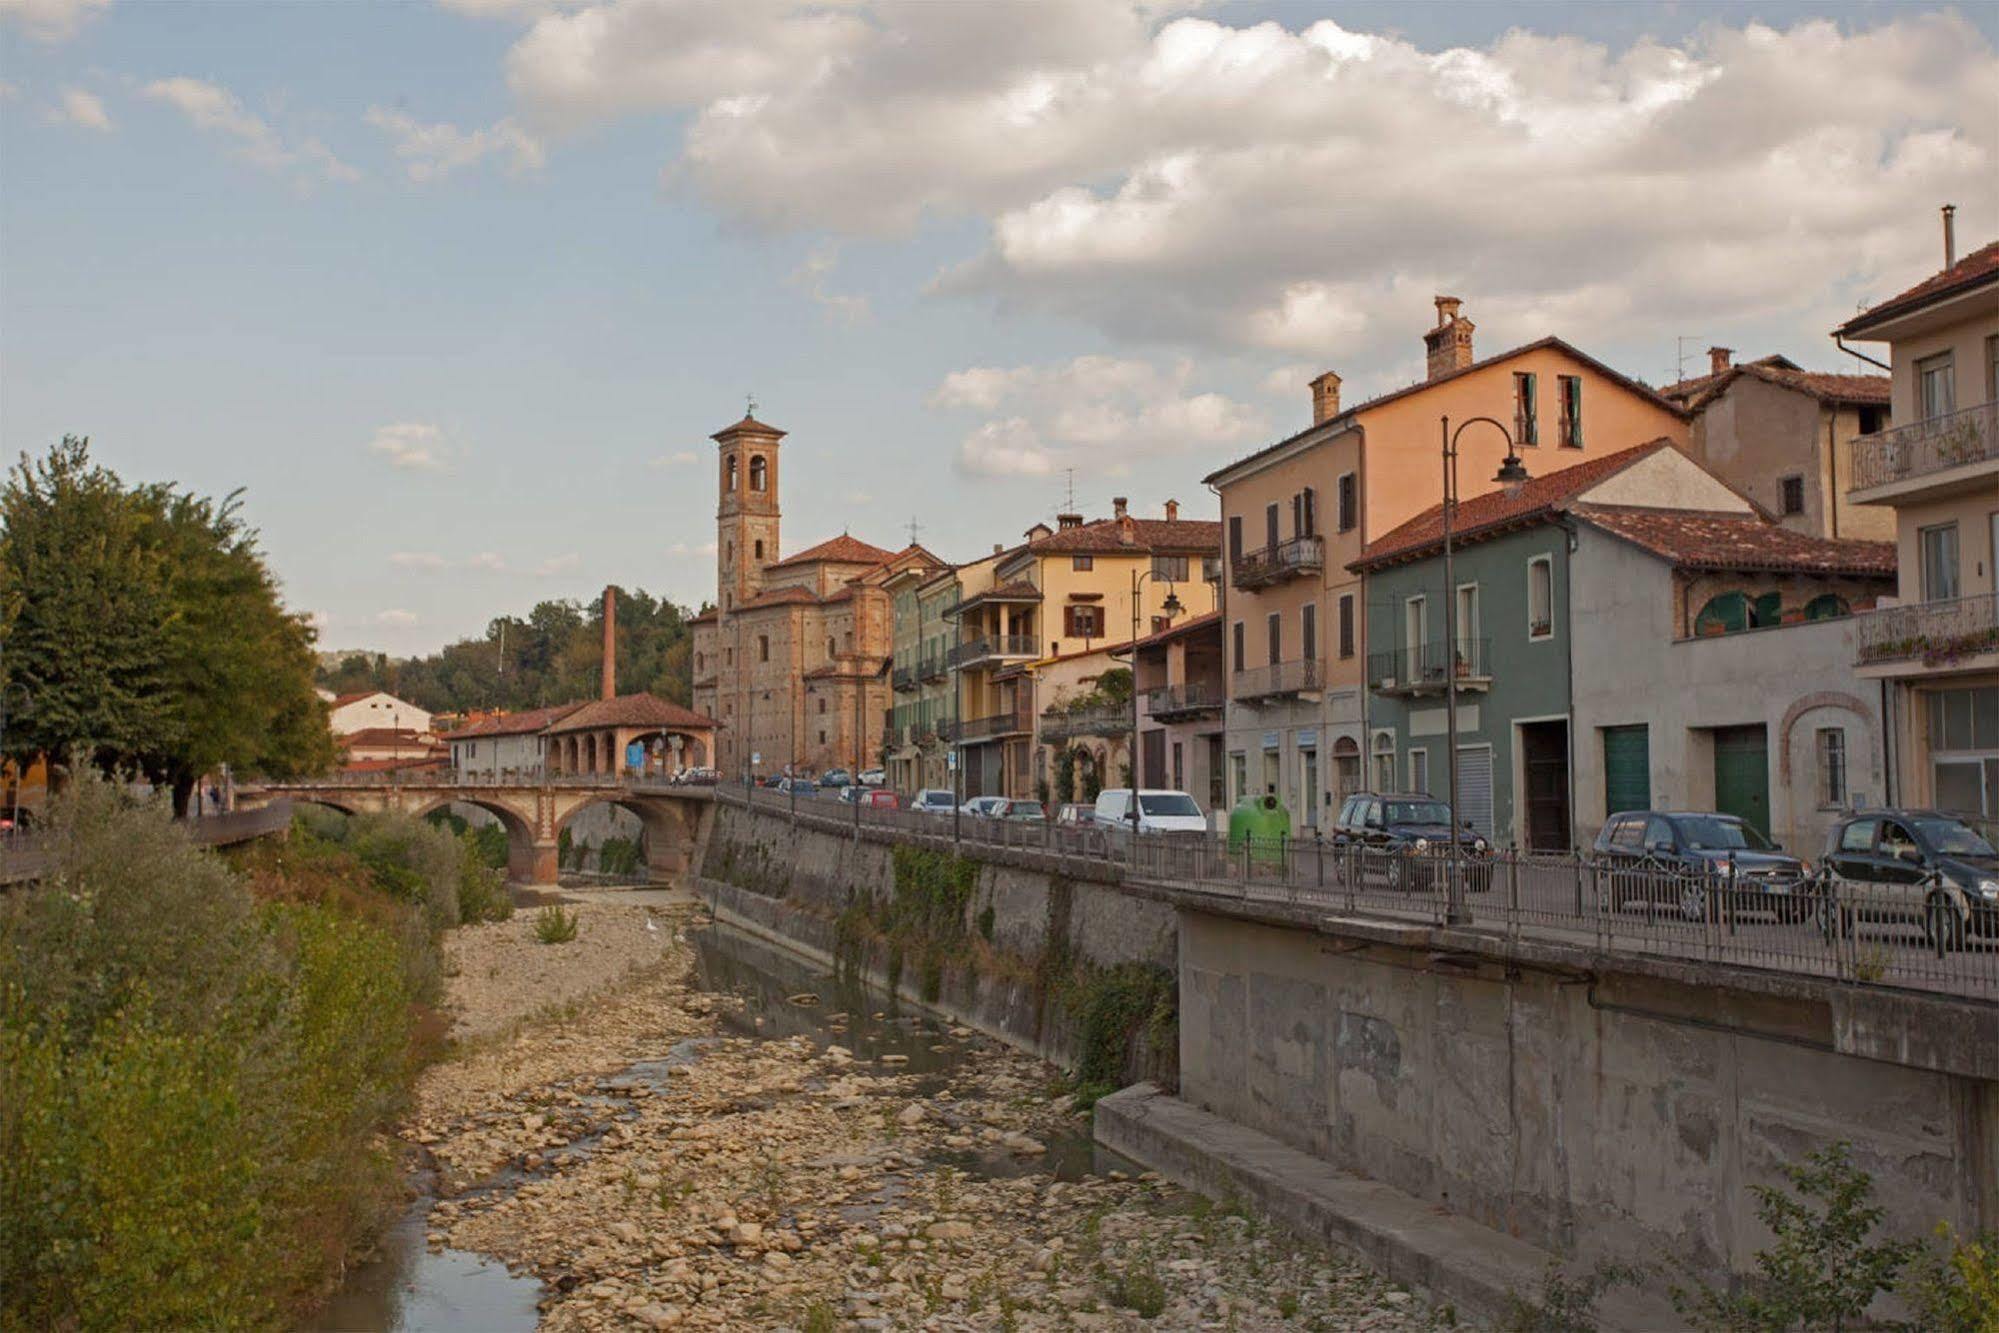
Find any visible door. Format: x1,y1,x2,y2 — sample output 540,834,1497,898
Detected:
1603,725,1651,817
1713,725,1770,841
1300,749,1319,827
1141,728,1167,788
1457,746,1494,838
1521,721,1571,851
1826,817,1878,882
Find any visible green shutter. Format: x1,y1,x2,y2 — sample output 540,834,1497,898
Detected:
1603,725,1650,817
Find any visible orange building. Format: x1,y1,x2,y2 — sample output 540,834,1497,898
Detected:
1205,297,1690,830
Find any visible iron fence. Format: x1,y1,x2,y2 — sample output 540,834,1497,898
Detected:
1848,400,1999,492
1366,638,1492,695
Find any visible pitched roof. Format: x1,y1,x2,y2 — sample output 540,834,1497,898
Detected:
545,692,718,733
444,703,584,740
734,585,822,611
687,607,719,626
1018,517,1221,557
710,413,786,441
1837,239,1999,337
331,691,381,707
1574,506,1898,578
1205,335,1686,485
1352,440,1677,569
1133,609,1222,651
1662,356,1889,410
340,727,436,748
765,533,900,570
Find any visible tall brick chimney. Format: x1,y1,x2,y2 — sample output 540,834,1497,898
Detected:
1709,346,1733,376
1163,498,1180,521
1423,296,1475,381
600,585,616,700
1309,371,1342,424
1112,496,1128,519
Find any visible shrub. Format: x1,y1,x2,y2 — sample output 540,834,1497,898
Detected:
1902,1224,1999,1332
1504,1259,1643,1333
534,905,580,945
599,835,643,877
455,839,513,924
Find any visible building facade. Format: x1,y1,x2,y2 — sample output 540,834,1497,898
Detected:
1837,230,1999,823
1133,611,1227,813
328,690,432,738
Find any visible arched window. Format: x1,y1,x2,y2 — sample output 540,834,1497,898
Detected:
1804,593,1851,621
1695,592,1749,635
725,454,738,492
1371,732,1396,791
817,697,827,714
749,456,768,492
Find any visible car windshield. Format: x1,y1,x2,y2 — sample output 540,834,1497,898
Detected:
1385,800,1451,825
1009,802,1044,818
1138,793,1201,817
1915,818,1997,857
1678,817,1770,851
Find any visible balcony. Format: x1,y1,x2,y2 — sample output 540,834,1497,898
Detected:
892,666,916,693
958,706,1034,742
1232,658,1323,702
919,654,948,683
1145,680,1227,721
1848,401,1999,503
1855,593,1999,676
1039,701,1132,742
1367,640,1492,697
1231,535,1324,590
947,635,1039,670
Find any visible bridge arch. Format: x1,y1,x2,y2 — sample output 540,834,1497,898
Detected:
554,794,701,882
409,795,543,884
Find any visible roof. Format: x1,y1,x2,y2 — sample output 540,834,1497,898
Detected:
1661,356,1889,410
1353,440,1677,569
340,727,435,749
1205,335,1686,485
340,755,449,773
331,690,385,707
1132,609,1222,652
765,533,901,570
1017,517,1221,557
1837,239,1999,337
710,413,786,441
687,607,719,626
950,580,1043,615
734,585,822,611
545,692,718,733
1573,505,1898,578
444,703,584,741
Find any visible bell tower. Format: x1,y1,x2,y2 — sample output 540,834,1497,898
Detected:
712,409,784,613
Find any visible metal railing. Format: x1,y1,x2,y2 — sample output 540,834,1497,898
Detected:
1145,679,1227,720
959,707,1033,742
1232,658,1322,701
947,635,1039,669
1367,639,1491,695
1849,401,1999,492
892,666,916,692
1854,593,1999,666
3,799,296,884
1039,701,1132,741
1231,535,1324,590
919,655,947,683
715,784,1999,1000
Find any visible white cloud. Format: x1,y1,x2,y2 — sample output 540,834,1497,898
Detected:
534,553,581,575
51,86,111,131
467,551,508,572
650,449,699,468
666,541,717,558
392,549,578,577
374,609,420,628
933,354,1264,478
844,489,872,505
143,77,360,184
365,106,544,181
0,0,109,42
367,422,452,471
390,551,448,572
787,242,869,324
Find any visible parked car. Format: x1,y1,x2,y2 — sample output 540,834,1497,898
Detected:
995,799,1045,822
1054,803,1095,827
820,768,854,789
911,788,958,816
1593,810,1810,921
1821,809,1999,949
857,788,899,810
775,777,819,799
1092,789,1208,834
961,795,1007,818
674,767,719,786
1329,793,1492,893
834,783,863,804
857,768,886,787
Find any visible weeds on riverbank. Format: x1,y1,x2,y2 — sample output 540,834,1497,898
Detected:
0,783,452,1331
535,904,581,943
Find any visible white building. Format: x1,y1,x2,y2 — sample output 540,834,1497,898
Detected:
328,690,432,738
446,704,581,780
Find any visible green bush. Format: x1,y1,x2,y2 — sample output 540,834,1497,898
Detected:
534,905,579,944
1504,1260,1643,1332
0,780,431,1331
599,835,643,877
1903,1224,1999,1332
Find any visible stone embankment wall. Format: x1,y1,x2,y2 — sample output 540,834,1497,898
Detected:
695,800,1179,1090
1175,904,1999,1289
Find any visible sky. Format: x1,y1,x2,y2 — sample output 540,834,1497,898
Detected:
3,0,1996,658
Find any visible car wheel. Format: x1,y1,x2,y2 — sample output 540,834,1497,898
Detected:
1924,893,1965,953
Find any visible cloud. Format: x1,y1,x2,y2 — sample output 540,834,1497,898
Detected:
374,609,420,628
390,551,449,572
668,540,720,558
650,449,700,468
0,0,109,42
932,354,1264,478
143,77,360,183
367,422,452,471
787,242,869,324
844,489,872,505
51,86,111,131
534,553,581,575
391,549,579,577
365,106,544,181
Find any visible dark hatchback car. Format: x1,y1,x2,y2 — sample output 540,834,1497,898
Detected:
1821,810,1999,948
1593,811,1809,921
1330,792,1493,892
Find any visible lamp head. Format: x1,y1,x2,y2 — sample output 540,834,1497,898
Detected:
1493,453,1531,497
1162,588,1183,618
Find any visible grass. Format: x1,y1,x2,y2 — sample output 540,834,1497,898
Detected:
533,905,580,944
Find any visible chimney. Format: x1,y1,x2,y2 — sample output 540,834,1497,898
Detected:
993,543,1003,554
600,585,616,700
1163,498,1180,521
1112,496,1128,519
1423,296,1475,381
1025,521,1053,541
1309,371,1342,424
1056,512,1083,530
1944,203,1957,266
1709,346,1733,377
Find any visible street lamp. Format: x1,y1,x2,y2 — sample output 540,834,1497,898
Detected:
1128,569,1185,841
1438,414,1531,926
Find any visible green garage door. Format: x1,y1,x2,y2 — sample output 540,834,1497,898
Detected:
1713,725,1770,840
1603,725,1651,817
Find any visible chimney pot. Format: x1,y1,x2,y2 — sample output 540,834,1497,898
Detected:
600,586,617,700
1057,512,1083,530
993,543,1003,554
1163,498,1180,521
1944,203,1958,267
1309,370,1342,424
1422,298,1475,381
1433,295,1463,328
1112,497,1128,519
1708,346,1734,377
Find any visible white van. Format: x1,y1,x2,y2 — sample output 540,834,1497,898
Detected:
1092,789,1208,834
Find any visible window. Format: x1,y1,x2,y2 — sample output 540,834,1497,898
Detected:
758,635,770,662
726,540,734,565
818,730,826,744
1371,733,1396,791
1804,593,1850,621
1301,487,1318,537
1265,503,1279,551
1338,594,1355,658
1408,746,1430,795
827,637,837,658
1921,523,1961,602
1302,602,1318,662
1527,556,1553,639
725,647,733,666
1152,554,1188,581
1337,473,1357,532
1839,818,1878,853
1779,475,1805,516
754,539,764,560
1228,515,1244,562
695,652,704,673
725,454,738,491
1266,612,1282,665
1232,620,1245,672
1817,729,1848,808
1558,375,1583,448
1064,604,1104,638
1988,334,1999,402
1072,555,1094,571
1857,404,1885,434
1917,352,1955,421
1404,594,1428,656
1514,371,1539,445
749,455,768,492
817,697,827,714
1454,583,1480,667
1694,591,1777,634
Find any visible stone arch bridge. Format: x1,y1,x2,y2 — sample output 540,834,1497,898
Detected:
244,777,714,885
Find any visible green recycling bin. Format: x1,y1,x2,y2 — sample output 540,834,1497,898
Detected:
1227,792,1291,868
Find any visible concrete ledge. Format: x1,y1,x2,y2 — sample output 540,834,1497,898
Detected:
1093,1083,1688,1332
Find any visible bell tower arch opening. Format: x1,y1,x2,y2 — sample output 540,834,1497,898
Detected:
712,409,786,611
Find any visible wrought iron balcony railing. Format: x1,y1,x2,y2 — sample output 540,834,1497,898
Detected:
958,707,1034,742
892,666,916,692
1232,658,1323,701
1367,640,1492,696
1144,680,1227,721
1849,401,1999,493
947,635,1039,669
1039,701,1132,742
1855,593,1999,667
919,654,948,682
1231,535,1324,590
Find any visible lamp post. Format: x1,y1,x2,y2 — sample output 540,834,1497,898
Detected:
1128,569,1185,841
1439,414,1531,926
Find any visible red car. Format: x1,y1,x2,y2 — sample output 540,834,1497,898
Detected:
858,788,899,809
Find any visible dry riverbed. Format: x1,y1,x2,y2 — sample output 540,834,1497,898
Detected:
405,898,1458,1331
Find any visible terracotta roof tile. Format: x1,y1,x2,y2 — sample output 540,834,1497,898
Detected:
340,726,435,748
1575,505,1897,577
764,533,900,570
1838,239,1999,336
1133,609,1222,651
1020,517,1221,556
710,414,786,440
545,692,717,733
687,607,719,626
445,703,584,740
734,585,821,610
1662,357,1889,409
